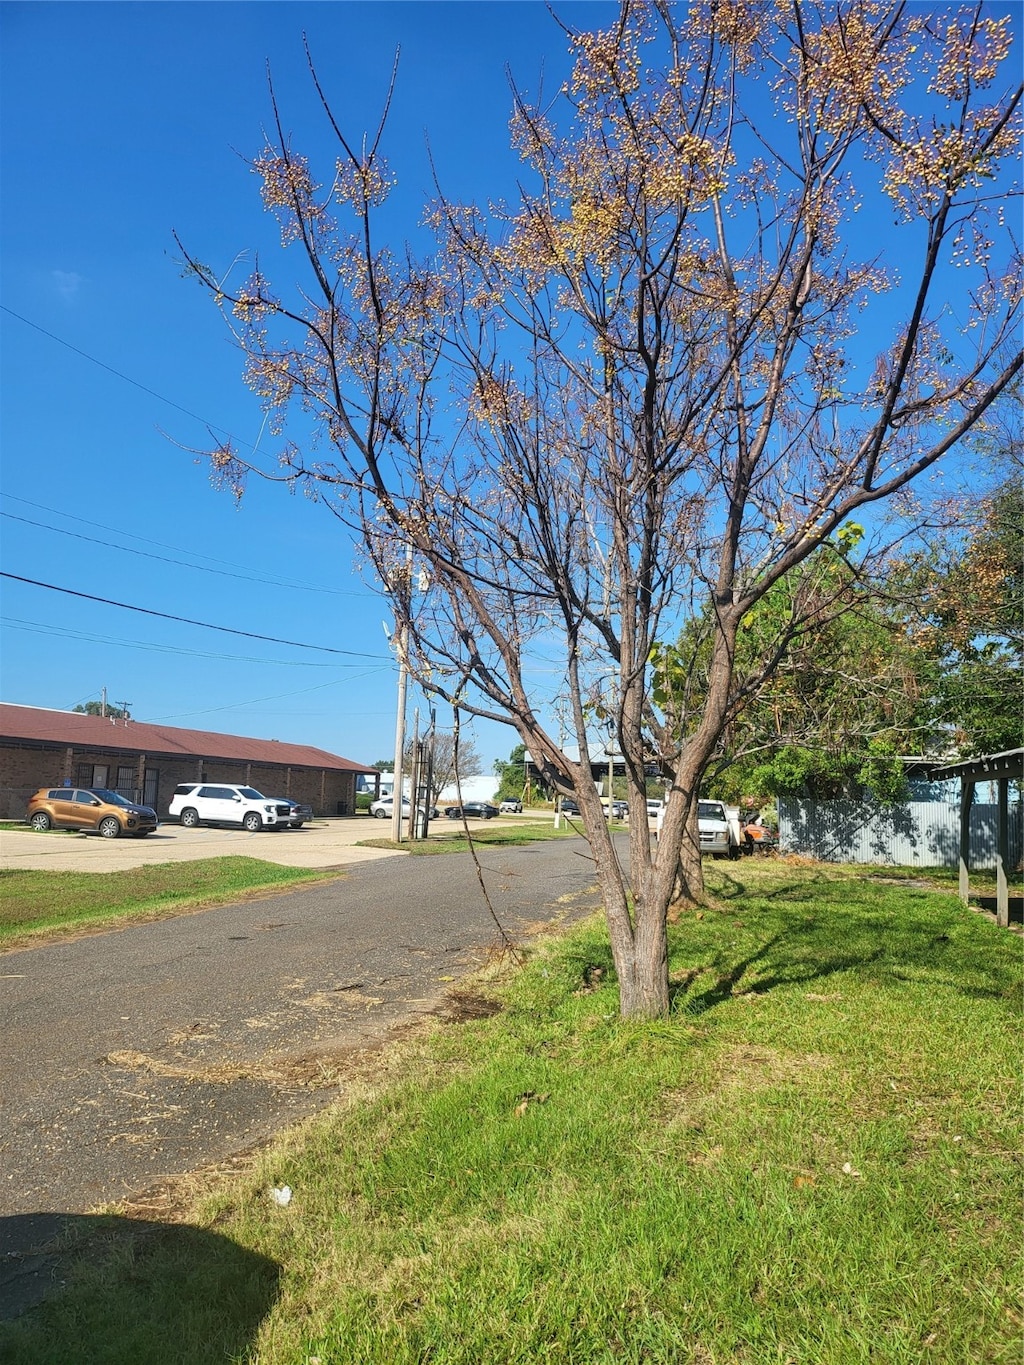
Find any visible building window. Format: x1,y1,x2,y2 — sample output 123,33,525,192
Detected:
116,765,136,799
76,764,108,788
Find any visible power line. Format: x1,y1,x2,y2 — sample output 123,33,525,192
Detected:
0,508,371,597
3,494,372,598
1,616,351,667
144,666,392,724
1,305,244,446
6,499,304,584
1,573,390,659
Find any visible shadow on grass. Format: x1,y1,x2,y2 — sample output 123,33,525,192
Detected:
0,1211,279,1363
669,929,886,1016
663,869,1020,1015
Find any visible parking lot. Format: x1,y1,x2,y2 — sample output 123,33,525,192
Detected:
0,810,552,873
0,816,410,873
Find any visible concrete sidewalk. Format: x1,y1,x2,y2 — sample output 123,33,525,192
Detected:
0,817,407,873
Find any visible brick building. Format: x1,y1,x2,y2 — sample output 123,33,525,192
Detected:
0,703,377,820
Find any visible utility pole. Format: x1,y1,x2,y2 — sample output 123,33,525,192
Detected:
390,545,414,844
422,708,436,839
407,708,420,840
606,683,617,830
553,699,568,829
390,631,409,844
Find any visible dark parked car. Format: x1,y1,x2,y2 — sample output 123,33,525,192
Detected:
271,797,314,828
560,797,581,815
444,802,499,820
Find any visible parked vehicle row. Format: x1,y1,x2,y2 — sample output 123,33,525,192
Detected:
24,785,777,853
24,783,316,838
558,795,774,858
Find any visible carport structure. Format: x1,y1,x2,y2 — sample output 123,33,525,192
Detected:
928,749,1024,928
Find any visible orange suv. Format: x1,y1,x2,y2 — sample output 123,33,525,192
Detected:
26,787,159,838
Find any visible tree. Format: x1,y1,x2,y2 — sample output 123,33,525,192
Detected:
412,732,483,803
494,743,531,805
673,542,937,803
914,471,1023,755
181,2,1022,1017
73,701,130,720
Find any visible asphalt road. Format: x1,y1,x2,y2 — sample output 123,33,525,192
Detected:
0,836,602,1317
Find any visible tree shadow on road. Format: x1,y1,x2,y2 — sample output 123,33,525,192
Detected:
0,1211,279,1363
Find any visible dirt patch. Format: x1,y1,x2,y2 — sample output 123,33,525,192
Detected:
869,876,936,889
438,990,503,1022
104,1021,439,1229
716,1044,832,1087
657,1046,834,1132
104,989,503,1217
100,1047,355,1092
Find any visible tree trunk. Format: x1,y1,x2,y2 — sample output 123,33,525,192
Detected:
619,901,669,1017
675,809,705,905
583,792,673,1018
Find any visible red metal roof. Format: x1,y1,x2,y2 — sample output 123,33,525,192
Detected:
0,703,376,773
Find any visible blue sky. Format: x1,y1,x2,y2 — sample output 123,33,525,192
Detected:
0,1,615,772
1,2,1018,778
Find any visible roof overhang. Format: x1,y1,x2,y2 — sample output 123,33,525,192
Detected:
927,748,1024,784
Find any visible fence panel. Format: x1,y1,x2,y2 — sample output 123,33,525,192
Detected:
779,799,1023,870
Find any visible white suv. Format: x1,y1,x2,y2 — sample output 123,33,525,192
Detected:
169,783,292,832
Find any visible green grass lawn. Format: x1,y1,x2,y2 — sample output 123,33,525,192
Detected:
359,822,582,853
0,858,342,948
1,861,1020,1364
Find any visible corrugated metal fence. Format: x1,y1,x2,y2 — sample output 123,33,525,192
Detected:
779,799,1023,870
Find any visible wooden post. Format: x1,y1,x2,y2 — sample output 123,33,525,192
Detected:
995,777,1009,929
958,779,974,906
